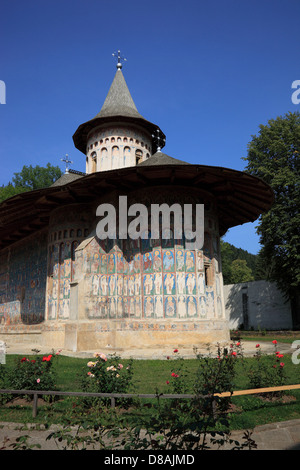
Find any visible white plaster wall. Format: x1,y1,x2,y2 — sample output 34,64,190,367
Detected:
224,280,293,330
86,124,152,173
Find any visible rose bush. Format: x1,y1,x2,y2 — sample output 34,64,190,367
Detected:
81,352,134,408
247,340,286,397
6,352,58,400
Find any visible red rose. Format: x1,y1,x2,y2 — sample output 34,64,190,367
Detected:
42,354,52,362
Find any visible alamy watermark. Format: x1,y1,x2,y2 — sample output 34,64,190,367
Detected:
291,80,300,105
96,196,204,250
291,340,300,365
0,80,6,104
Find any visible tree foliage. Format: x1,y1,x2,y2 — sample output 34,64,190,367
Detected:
243,111,300,318
0,163,62,203
220,240,257,284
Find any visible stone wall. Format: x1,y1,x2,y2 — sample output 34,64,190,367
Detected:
224,280,293,331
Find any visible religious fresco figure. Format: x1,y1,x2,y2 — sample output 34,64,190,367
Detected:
117,296,123,317
187,296,197,317
164,273,175,295
154,295,163,318
100,275,108,295
163,250,174,272
101,254,107,273
197,251,203,271
197,272,205,295
143,252,152,273
128,275,135,296
185,251,195,272
153,249,162,271
177,295,186,318
175,249,184,271
206,289,214,313
108,297,116,318
107,253,115,274
108,274,116,295
133,253,141,273
154,273,162,294
135,296,142,318
116,252,124,273
123,276,128,295
117,274,123,295
92,253,100,273
92,274,99,296
177,272,186,295
165,296,176,318
134,274,141,295
144,296,154,318
199,295,206,317
143,273,153,295
186,273,196,295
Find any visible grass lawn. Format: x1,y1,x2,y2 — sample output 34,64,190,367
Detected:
1,347,300,431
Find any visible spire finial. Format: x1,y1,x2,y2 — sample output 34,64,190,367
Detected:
152,129,166,153
61,154,73,174
112,50,127,70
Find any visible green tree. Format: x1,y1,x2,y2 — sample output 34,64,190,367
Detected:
11,163,62,190
220,240,258,284
0,163,62,203
230,259,254,284
243,111,300,326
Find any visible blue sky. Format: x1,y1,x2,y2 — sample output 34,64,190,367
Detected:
0,0,299,254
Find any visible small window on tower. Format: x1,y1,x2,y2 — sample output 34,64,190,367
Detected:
135,149,143,165
91,151,97,172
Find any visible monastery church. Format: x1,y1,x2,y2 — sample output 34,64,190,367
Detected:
0,54,274,356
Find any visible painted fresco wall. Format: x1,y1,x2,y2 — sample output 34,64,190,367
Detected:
46,204,94,321
76,214,225,322
0,230,48,325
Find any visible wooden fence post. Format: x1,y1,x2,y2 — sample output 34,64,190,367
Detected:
32,393,38,418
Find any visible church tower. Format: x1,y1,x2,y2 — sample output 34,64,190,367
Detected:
73,51,166,174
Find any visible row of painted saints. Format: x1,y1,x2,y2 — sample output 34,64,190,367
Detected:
87,294,220,319
90,272,208,296
85,249,207,275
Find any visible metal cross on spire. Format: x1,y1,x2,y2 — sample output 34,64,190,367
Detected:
61,154,73,174
112,50,127,70
152,129,166,153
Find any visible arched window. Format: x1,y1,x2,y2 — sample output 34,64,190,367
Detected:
124,146,131,165
91,151,97,172
135,149,143,165
112,146,120,168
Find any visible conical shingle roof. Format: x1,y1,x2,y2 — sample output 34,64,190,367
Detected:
73,69,165,154
95,69,143,120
